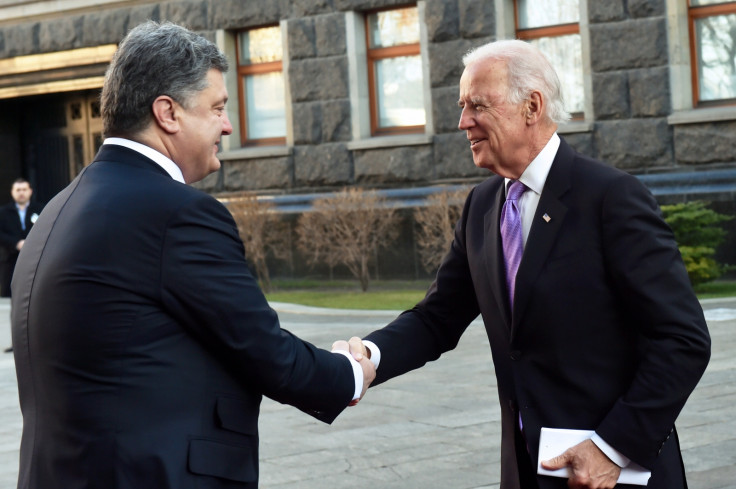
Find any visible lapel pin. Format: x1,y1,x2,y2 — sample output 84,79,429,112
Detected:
543,213,551,223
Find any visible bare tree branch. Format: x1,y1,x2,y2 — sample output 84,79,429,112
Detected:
228,195,289,293
413,188,470,274
296,188,401,291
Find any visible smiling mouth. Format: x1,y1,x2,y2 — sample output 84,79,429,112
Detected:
469,138,485,148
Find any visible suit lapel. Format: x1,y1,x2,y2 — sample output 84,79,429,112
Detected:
484,182,512,328
7,205,23,234
512,140,574,331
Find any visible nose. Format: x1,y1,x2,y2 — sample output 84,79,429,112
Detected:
458,107,474,131
222,113,233,136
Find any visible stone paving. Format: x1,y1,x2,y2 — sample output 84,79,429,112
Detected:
0,297,734,488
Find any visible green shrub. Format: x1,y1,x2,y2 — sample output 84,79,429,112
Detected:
661,201,733,286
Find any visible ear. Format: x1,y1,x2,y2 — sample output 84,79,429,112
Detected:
151,95,180,135
524,90,544,125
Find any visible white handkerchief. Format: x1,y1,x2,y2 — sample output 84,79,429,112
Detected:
537,428,651,486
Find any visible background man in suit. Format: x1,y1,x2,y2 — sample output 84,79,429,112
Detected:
11,21,374,489
0,178,43,353
342,40,710,489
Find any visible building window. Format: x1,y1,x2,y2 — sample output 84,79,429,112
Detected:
365,5,426,135
236,26,286,146
515,0,584,117
688,0,736,106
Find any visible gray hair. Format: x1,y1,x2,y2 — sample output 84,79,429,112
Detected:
101,21,229,137
463,40,570,124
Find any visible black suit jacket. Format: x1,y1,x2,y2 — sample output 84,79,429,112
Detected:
11,144,355,489
365,138,711,489
0,200,43,296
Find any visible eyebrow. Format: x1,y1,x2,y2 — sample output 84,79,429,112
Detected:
458,96,488,107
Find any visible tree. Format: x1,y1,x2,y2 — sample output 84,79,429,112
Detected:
413,188,470,274
661,201,733,286
296,188,401,291
228,195,290,293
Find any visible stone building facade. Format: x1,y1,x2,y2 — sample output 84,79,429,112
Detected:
0,0,734,279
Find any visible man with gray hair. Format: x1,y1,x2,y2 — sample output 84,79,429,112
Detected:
11,21,374,489
341,39,710,488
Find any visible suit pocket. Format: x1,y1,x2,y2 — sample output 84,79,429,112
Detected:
188,438,257,482
215,396,259,435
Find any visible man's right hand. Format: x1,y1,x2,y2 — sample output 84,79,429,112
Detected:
332,339,375,406
541,439,621,489
346,336,370,361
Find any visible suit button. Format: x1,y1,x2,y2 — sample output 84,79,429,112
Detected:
510,350,521,360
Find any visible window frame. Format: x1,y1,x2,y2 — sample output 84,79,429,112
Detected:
235,25,287,147
364,5,426,136
514,0,584,120
687,0,736,108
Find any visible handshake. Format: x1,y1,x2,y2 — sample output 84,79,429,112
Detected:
332,337,375,406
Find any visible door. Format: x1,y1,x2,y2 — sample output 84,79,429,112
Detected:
20,90,104,203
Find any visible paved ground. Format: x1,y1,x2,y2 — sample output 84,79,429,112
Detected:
0,297,734,488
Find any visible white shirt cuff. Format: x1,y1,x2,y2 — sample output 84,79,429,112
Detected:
362,340,381,369
591,432,630,468
332,350,363,400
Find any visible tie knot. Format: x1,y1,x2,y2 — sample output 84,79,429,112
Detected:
507,180,527,201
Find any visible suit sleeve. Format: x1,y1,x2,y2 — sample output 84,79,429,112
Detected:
159,194,354,423
595,173,711,468
364,187,481,386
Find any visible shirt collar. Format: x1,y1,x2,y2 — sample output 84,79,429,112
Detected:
103,137,185,184
505,132,560,195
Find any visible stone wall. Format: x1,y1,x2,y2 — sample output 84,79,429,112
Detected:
196,0,736,195
589,0,674,171
2,0,733,194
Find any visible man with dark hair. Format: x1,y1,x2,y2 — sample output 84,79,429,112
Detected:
0,178,43,353
11,21,374,489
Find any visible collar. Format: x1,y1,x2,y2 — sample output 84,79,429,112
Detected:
505,132,560,195
103,137,185,184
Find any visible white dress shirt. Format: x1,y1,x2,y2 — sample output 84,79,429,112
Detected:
103,137,186,184
16,203,27,231
504,132,559,246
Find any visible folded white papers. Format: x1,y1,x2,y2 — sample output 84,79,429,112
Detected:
537,428,651,486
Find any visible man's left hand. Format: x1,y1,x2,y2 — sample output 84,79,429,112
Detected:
541,439,621,489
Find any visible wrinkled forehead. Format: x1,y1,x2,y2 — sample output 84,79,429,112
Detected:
459,60,509,99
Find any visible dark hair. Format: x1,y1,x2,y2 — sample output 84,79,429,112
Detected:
101,21,229,137
12,178,30,187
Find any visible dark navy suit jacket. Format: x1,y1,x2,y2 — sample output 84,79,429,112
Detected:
11,144,355,489
0,199,44,296
365,138,711,489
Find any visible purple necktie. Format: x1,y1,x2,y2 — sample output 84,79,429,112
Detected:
500,180,527,308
